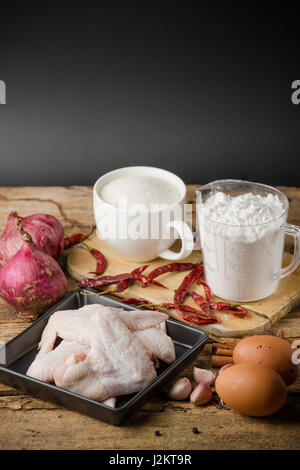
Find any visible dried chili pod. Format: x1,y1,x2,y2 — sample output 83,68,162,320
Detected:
115,279,134,293
120,298,159,310
138,275,167,289
146,262,198,284
174,265,204,305
79,271,140,289
64,233,88,249
120,297,152,305
209,301,231,311
115,265,149,293
175,307,216,325
164,302,219,321
131,265,149,278
229,305,248,318
191,291,211,315
147,279,167,289
88,248,107,276
196,279,212,303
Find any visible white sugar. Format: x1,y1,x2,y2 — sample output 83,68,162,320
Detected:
100,175,181,210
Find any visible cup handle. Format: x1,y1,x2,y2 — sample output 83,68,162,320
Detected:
158,220,194,261
274,223,300,280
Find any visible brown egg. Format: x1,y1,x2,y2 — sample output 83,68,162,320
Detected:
215,363,287,417
233,335,298,386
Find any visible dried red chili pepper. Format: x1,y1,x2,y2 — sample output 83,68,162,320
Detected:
230,305,248,318
210,302,248,318
209,301,231,311
195,280,248,317
148,279,167,288
174,307,216,325
174,265,204,305
196,280,227,309
64,233,88,249
88,248,107,276
190,291,212,315
79,273,133,289
116,266,149,293
115,279,133,293
120,298,159,310
164,302,219,322
196,279,212,303
145,262,199,285
131,265,149,278
80,265,150,291
119,299,217,320
131,266,165,288
209,300,248,318
120,297,152,305
138,275,167,289
195,275,250,318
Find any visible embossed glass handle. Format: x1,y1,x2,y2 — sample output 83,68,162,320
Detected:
274,223,300,280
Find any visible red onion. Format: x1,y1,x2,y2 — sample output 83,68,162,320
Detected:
0,223,67,320
0,212,64,268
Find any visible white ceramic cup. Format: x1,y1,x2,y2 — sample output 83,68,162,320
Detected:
93,166,194,262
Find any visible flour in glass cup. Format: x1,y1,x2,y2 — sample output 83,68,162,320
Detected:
198,192,286,302
100,175,181,211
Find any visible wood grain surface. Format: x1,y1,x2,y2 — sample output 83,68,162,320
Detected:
0,185,299,450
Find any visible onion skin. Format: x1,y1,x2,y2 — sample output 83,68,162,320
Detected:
0,212,64,268
0,240,67,320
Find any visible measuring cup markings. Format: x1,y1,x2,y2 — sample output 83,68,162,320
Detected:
196,180,300,302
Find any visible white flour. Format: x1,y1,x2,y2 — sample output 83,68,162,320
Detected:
202,192,284,242
198,192,286,301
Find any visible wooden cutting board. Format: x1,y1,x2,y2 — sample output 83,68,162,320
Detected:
67,233,300,337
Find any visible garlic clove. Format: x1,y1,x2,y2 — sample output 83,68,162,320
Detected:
167,377,192,401
193,367,216,385
190,382,212,406
218,364,233,375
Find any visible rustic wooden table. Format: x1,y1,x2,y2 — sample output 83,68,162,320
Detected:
0,185,299,450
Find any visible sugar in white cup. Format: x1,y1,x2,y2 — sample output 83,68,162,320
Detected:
93,166,194,262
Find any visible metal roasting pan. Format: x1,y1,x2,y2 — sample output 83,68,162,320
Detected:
0,290,208,425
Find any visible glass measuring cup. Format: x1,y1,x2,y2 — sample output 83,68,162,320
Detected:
196,180,300,302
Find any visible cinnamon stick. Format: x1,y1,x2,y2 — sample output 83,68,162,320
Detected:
213,347,233,357
208,337,239,346
211,342,235,350
212,355,234,368
210,335,300,369
288,337,300,343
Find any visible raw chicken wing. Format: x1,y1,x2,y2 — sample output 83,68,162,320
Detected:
53,310,157,401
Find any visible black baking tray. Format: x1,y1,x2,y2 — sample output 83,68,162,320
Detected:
0,290,208,425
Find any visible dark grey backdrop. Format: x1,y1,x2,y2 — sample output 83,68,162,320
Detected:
0,2,299,186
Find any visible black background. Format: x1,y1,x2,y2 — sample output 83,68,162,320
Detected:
0,1,299,186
